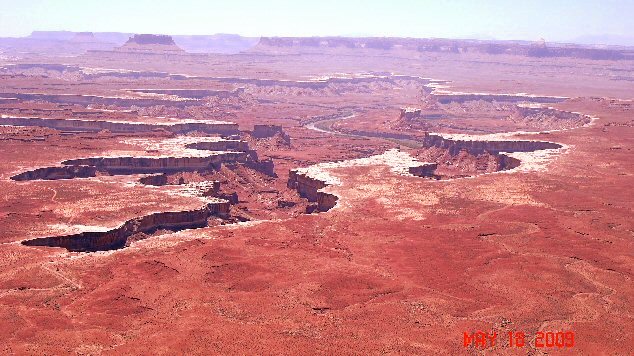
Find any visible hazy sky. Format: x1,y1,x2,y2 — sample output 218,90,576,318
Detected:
0,0,632,43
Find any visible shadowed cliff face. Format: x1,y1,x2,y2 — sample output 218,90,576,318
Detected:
287,170,338,213
11,166,98,181
433,94,566,104
0,93,198,108
10,142,274,180
0,116,239,134
422,134,563,155
21,202,230,252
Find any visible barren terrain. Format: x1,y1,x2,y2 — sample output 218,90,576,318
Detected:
0,34,632,354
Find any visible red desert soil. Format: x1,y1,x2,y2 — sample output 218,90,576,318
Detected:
0,40,632,354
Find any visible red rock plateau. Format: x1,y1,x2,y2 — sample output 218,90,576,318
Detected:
0,35,632,354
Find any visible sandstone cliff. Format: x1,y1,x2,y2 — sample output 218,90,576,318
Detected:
11,166,98,181
0,116,239,135
61,152,249,174
287,170,338,212
422,133,562,155
22,202,230,252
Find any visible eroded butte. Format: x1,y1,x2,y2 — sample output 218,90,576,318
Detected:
0,34,632,354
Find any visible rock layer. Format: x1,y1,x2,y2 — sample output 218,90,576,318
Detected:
422,133,563,155
408,163,439,178
21,201,230,252
434,93,566,104
0,93,199,108
60,152,248,174
0,116,239,135
185,140,250,151
11,165,98,181
287,170,338,212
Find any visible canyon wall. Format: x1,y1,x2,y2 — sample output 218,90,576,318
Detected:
287,170,326,201
408,163,439,178
434,94,566,104
0,93,198,108
11,165,98,181
316,191,339,212
253,124,286,138
287,170,338,212
61,152,249,174
10,136,276,180
185,140,250,152
0,116,240,135
252,124,291,144
422,134,562,155
496,154,522,171
21,201,230,252
245,158,276,177
128,88,243,99
139,174,169,186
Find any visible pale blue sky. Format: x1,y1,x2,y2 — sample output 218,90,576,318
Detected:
0,0,632,44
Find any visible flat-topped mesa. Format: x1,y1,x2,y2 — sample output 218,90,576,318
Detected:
117,34,185,53
399,107,422,120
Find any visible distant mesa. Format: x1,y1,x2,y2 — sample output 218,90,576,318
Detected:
22,31,258,54
128,34,177,45
70,32,97,43
116,34,186,53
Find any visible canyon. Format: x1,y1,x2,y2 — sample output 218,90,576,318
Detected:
0,32,631,355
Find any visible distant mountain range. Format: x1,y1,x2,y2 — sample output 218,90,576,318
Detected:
250,36,634,61
2,31,633,57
